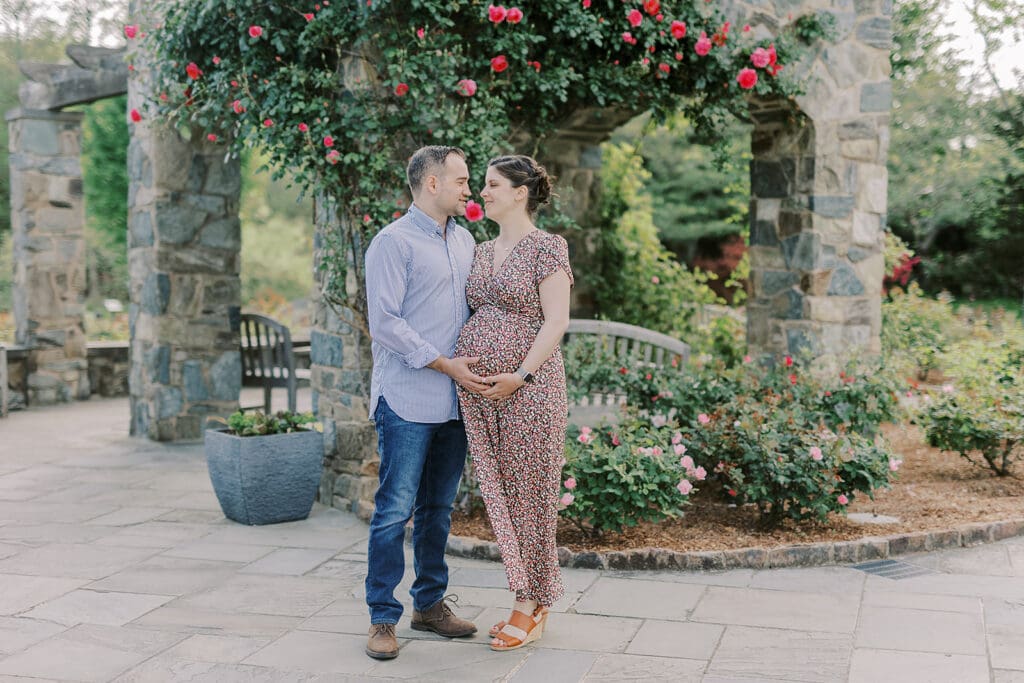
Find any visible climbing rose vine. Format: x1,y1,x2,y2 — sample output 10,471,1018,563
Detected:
137,0,830,325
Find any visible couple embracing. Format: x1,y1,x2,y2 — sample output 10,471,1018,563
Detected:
363,146,573,659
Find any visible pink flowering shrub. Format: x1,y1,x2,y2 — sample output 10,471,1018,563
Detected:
560,419,694,536
563,343,902,528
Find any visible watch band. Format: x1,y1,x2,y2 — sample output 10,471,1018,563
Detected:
515,367,534,383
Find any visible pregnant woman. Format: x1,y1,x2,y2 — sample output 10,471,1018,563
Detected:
454,154,573,652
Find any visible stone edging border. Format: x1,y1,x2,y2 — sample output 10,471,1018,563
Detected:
445,518,1024,571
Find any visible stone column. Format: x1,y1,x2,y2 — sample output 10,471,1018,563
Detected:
127,43,242,440
6,108,89,404
311,197,377,519
744,0,890,365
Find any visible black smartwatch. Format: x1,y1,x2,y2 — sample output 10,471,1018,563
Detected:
515,367,535,383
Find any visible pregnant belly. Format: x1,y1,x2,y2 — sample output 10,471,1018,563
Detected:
455,308,538,377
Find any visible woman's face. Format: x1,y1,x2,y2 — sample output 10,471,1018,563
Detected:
480,166,526,222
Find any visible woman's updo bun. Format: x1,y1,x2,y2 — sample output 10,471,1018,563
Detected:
488,155,554,214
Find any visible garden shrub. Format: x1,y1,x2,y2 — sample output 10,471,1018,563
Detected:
561,421,692,536
882,282,959,380
921,332,1024,477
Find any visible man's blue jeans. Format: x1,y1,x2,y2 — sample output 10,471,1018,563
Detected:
366,397,467,625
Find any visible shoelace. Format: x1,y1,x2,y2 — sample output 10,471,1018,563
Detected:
440,594,463,616
373,623,396,636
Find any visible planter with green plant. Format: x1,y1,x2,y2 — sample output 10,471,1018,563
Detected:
205,411,323,525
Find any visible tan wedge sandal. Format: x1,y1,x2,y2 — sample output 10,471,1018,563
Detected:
490,605,548,652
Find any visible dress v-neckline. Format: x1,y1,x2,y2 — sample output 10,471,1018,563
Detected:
490,230,539,277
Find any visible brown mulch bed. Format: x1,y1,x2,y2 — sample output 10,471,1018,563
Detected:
450,422,1024,553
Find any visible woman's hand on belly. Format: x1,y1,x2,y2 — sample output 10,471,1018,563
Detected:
479,372,525,400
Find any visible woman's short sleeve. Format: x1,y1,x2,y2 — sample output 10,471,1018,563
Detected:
535,233,574,287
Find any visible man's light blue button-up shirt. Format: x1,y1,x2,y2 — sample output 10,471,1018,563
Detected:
365,204,475,423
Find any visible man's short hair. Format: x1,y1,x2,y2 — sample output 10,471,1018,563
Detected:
406,146,466,194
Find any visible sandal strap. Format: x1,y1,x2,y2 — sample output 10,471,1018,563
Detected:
492,629,523,648
508,609,537,633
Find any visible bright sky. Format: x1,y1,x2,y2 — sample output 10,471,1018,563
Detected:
943,0,1024,91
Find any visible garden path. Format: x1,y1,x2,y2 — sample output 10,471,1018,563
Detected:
0,397,1020,682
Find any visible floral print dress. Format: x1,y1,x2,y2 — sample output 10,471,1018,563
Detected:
454,230,572,606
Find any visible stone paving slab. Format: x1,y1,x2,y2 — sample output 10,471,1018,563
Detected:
847,649,989,683
690,585,861,633
707,625,852,682
21,588,174,627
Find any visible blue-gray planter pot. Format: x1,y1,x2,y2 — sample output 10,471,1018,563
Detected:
204,428,323,525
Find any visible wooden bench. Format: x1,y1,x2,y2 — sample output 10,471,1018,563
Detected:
239,313,311,414
563,319,690,423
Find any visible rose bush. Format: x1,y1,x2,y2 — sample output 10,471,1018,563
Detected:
138,0,831,326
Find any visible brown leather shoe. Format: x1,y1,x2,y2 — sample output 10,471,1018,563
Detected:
366,623,399,660
411,595,477,637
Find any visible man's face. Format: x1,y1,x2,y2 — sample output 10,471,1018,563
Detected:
433,155,472,217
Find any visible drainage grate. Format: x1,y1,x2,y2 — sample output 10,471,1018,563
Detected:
852,559,936,580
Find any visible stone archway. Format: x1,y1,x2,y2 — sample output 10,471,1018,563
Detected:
312,0,893,516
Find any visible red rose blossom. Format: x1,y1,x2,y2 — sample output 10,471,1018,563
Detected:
582,0,591,6
784,355,793,367
488,5,507,22
232,100,245,114
206,133,217,142
394,82,409,96
506,7,523,23
304,13,314,21
263,118,273,127
464,200,484,222
490,55,509,72
248,25,263,38
185,62,202,79
643,0,660,15
298,123,309,132
129,108,141,123
627,9,643,27
737,67,758,89
670,20,686,39
124,24,138,39
323,135,334,147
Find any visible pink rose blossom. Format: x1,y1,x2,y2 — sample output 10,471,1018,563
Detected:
651,275,660,284
560,492,575,506
206,133,217,142
671,432,683,444
651,446,663,456
248,25,263,38
810,446,823,461
326,149,340,164
695,32,712,56
889,458,902,472
611,433,620,446
674,443,687,456
677,479,693,495
680,455,694,470
942,384,954,393
416,27,425,39
698,413,711,425
627,9,643,27
456,78,477,96
323,135,334,147
837,494,849,505
751,47,771,68
232,100,245,114
693,466,707,480
743,355,752,363
583,0,591,7
298,122,309,132
124,24,138,39
304,13,314,21
506,7,523,23
651,414,668,428
564,477,577,490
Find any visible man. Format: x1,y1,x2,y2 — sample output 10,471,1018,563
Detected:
363,146,489,660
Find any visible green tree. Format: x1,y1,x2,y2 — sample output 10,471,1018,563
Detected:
81,95,129,301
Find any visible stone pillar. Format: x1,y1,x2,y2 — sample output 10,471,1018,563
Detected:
311,197,378,519
744,0,890,365
127,47,242,440
6,108,89,404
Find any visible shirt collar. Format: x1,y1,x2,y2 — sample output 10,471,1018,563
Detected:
409,203,456,238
